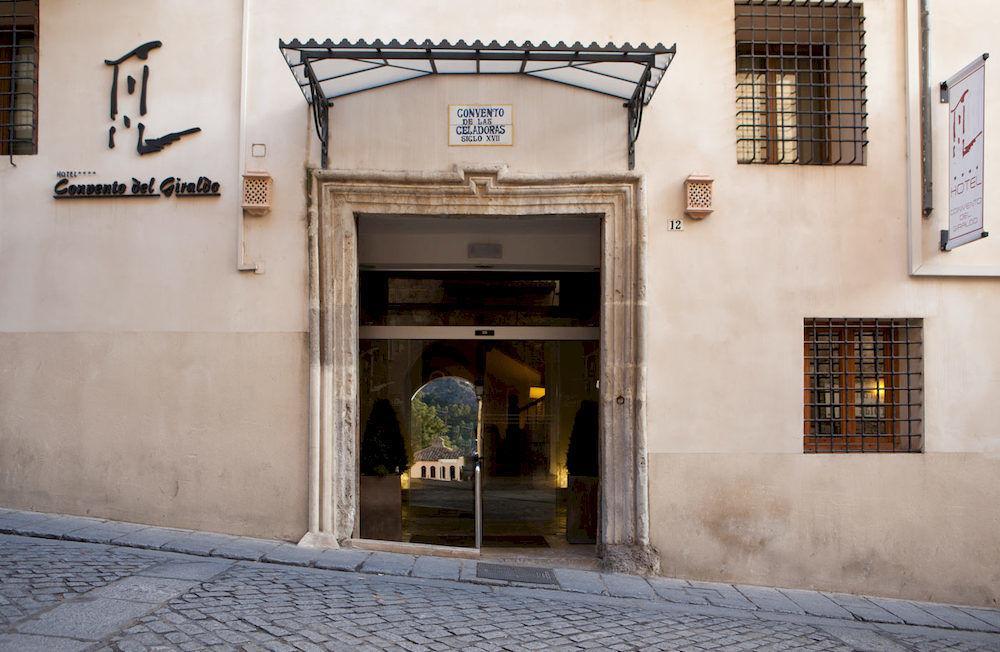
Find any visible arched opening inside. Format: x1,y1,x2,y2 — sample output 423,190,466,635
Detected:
404,375,479,544
410,376,478,459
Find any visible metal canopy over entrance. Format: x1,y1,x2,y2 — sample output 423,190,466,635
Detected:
279,38,676,168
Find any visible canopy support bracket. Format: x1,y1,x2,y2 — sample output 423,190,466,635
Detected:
304,60,331,168
626,70,650,170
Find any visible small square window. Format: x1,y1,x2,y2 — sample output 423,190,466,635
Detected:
735,0,867,165
1,0,38,156
804,319,923,453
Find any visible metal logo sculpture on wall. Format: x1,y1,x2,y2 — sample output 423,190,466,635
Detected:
105,41,201,154
940,54,989,251
52,40,219,200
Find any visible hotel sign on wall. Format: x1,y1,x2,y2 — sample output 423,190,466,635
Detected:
51,40,221,200
53,173,221,199
449,105,513,146
941,54,989,251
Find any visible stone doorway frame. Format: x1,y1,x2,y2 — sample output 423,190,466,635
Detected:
299,166,657,573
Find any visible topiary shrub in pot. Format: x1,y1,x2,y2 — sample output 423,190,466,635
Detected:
360,398,410,541
565,400,599,544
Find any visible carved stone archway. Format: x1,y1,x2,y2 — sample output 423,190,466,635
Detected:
299,166,657,573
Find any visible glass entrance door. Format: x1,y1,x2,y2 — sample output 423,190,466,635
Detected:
359,338,481,547
477,339,599,550
358,335,599,550
358,268,601,550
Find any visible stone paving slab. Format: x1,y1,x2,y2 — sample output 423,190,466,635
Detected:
649,577,710,604
211,536,283,561
2,507,999,638
781,588,857,620
825,592,906,624
411,555,462,580
737,584,807,614
554,568,606,595
87,576,198,603
0,633,91,651
138,559,234,582
0,511,56,531
9,515,104,540
913,601,998,631
314,548,371,571
16,597,154,640
159,532,236,556
63,521,150,545
868,596,953,628
603,572,656,599
962,606,1000,630
361,551,416,576
687,580,758,610
261,543,324,567
109,527,193,550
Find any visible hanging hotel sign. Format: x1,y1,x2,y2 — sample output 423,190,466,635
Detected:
940,54,989,251
449,104,513,146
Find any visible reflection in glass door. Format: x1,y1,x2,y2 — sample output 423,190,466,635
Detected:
358,336,599,550
359,340,481,547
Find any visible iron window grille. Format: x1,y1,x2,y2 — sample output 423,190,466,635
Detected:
735,0,867,165
1,0,37,157
804,318,923,453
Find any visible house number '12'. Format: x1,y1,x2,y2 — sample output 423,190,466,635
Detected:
668,220,683,230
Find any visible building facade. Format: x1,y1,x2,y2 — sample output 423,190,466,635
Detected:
1,0,999,607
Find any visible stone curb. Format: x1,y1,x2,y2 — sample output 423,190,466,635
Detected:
1,507,998,636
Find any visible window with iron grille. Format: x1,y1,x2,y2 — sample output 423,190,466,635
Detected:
804,319,922,453
1,0,37,157
735,0,867,165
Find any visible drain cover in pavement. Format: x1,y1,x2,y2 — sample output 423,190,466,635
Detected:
476,563,558,585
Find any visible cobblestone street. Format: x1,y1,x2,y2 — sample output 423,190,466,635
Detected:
1,533,999,651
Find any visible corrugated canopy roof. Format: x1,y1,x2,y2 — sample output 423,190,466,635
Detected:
279,38,675,105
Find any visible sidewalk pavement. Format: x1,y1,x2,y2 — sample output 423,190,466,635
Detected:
1,507,998,639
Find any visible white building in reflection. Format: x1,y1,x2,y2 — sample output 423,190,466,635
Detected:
410,438,466,482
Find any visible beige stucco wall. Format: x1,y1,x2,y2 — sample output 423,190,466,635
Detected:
650,454,1000,606
0,0,310,539
1,0,998,604
0,332,308,540
639,0,1000,607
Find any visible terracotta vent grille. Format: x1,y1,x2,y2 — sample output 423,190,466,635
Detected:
684,175,714,219
242,172,272,216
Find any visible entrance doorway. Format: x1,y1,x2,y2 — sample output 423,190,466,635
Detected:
356,214,601,556
304,168,654,573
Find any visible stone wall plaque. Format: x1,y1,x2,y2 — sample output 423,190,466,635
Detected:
449,104,513,146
